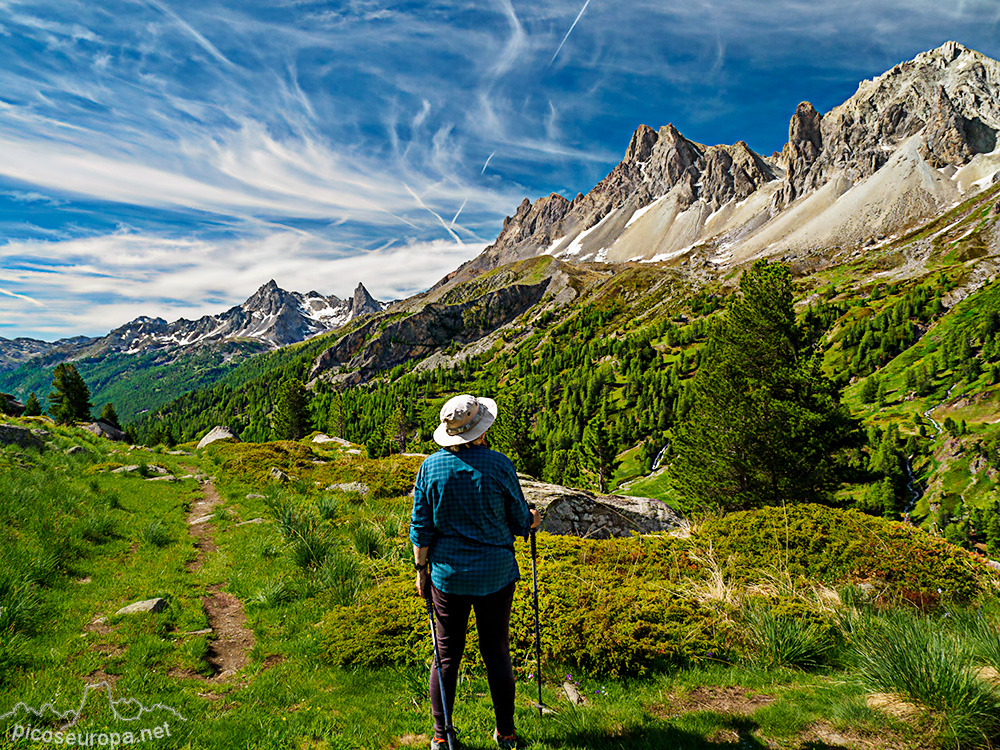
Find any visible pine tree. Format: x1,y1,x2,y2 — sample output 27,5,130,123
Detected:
272,378,309,440
23,392,41,416
860,376,878,404
327,391,344,437
668,260,856,512
582,419,618,493
492,388,542,477
47,363,92,424
99,402,121,430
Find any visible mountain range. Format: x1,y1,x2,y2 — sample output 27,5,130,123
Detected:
447,41,1000,283
0,280,382,422
6,41,1000,453
0,280,382,373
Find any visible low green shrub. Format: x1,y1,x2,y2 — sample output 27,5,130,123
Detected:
320,575,428,669
319,542,729,678
702,503,991,602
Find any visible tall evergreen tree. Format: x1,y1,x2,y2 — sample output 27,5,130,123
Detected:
492,388,542,477
47,363,92,424
582,419,618,493
23,392,41,417
99,402,121,430
272,378,309,440
669,260,856,512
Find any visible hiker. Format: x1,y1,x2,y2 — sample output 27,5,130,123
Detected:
410,394,542,750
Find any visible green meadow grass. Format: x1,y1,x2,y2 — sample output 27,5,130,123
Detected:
3,423,1000,749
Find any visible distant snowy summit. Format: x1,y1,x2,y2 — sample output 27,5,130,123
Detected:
0,280,384,370
456,41,1000,280
105,279,383,352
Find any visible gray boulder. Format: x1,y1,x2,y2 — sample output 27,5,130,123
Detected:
115,598,167,616
519,477,686,539
0,423,43,449
197,426,240,449
325,482,369,496
269,467,291,482
84,420,127,442
66,445,87,455
312,434,352,446
1,393,25,416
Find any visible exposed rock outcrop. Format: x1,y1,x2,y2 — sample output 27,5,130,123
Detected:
197,425,240,449
1,393,25,416
84,420,127,441
779,101,824,202
520,477,686,539
0,423,43,449
310,281,549,385
350,282,382,317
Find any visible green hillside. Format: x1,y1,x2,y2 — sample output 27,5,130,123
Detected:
3,418,1000,749
0,340,270,424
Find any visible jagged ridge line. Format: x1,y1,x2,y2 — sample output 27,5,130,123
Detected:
0,681,187,730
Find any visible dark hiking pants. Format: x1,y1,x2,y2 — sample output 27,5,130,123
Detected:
429,580,517,738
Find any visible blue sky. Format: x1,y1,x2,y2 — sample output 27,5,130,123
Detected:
1,0,999,340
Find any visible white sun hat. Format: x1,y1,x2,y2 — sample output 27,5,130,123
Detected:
433,394,498,447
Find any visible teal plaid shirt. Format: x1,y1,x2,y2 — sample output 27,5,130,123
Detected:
410,445,533,596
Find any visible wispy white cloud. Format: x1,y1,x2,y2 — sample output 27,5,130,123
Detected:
0,230,483,337
1,0,1000,341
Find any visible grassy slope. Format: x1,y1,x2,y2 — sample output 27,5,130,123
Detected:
4,420,1000,749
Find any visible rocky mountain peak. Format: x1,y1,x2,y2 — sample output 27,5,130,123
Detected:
624,124,658,163
455,42,1000,278
350,283,381,317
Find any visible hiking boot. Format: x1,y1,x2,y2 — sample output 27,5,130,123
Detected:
493,729,517,749
430,738,448,750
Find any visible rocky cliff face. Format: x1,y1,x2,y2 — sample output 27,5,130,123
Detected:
461,42,1000,277
309,280,549,386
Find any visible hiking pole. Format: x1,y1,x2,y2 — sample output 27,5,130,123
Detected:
425,589,457,750
528,503,548,718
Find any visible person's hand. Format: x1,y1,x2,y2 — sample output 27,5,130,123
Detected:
530,509,542,529
416,568,430,599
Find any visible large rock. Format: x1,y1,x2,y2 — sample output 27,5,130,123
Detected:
115,598,167,616
84,420,127,441
0,423,43,449
519,477,686,539
197,426,241,449
0,393,25,416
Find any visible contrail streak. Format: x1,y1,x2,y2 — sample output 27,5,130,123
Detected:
403,183,462,243
450,197,468,228
0,287,44,306
549,0,592,66
481,151,495,174
145,0,236,69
